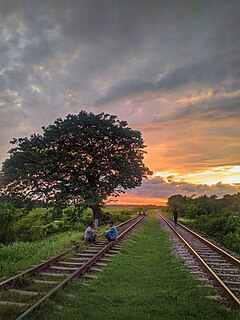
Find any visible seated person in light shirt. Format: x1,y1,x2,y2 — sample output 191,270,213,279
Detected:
84,221,97,244
105,221,118,242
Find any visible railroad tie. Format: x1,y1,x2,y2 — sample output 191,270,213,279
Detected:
95,262,108,267
189,271,205,276
9,289,39,296
57,261,84,266
82,274,98,279
75,253,94,257
108,250,120,254
69,257,89,262
207,262,232,267
204,259,227,263
113,244,123,248
100,258,112,262
223,280,240,285
34,279,59,284
0,300,29,307
39,272,69,277
210,268,239,272
90,267,103,272
217,273,240,278
49,266,79,271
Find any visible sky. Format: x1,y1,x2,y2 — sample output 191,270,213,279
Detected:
0,0,240,205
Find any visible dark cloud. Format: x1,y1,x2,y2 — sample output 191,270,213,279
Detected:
155,92,240,124
128,177,240,199
95,53,240,105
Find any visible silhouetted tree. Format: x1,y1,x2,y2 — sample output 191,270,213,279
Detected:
0,111,152,219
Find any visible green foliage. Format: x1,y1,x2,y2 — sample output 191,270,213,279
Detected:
223,230,240,253
0,231,84,279
0,203,16,244
14,216,45,241
0,111,152,219
185,204,208,219
62,205,85,224
43,221,64,235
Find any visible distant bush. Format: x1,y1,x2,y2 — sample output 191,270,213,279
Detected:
43,220,65,235
14,216,45,241
0,203,16,244
222,230,240,253
183,210,240,254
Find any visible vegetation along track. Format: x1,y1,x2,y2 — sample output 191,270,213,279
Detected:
159,211,240,308
0,214,146,319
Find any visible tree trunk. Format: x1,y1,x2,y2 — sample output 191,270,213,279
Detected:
90,204,102,220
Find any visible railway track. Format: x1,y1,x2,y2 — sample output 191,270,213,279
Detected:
0,214,146,319
158,212,240,308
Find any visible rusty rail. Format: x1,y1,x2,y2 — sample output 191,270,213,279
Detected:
162,212,240,268
159,212,240,308
16,214,146,319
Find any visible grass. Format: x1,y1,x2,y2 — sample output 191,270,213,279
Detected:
26,212,239,320
0,231,83,280
0,206,137,280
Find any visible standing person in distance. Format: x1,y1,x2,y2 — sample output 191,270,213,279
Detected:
105,221,118,242
173,207,178,226
84,221,97,244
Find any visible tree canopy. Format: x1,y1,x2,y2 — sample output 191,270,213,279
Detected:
0,111,152,218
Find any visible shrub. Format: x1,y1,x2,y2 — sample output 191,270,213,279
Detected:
43,220,64,235
14,216,45,241
0,203,16,244
223,229,240,253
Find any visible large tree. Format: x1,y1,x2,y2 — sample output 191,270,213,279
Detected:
0,111,152,219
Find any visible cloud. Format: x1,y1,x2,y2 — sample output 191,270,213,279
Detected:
125,177,240,201
95,54,240,106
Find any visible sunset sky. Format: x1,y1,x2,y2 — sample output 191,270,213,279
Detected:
0,0,240,205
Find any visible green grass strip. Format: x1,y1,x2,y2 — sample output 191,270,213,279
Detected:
0,231,84,280
32,212,239,320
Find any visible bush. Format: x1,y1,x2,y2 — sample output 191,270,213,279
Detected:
0,203,16,244
223,230,240,253
188,210,240,254
14,216,45,241
43,220,64,235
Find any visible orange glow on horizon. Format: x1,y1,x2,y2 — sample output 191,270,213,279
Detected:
108,194,167,206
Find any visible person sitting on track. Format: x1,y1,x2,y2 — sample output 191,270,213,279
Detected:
105,221,118,242
84,221,97,244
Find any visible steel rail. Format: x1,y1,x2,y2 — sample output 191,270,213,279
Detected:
0,214,139,289
161,212,240,268
16,214,146,320
159,213,240,308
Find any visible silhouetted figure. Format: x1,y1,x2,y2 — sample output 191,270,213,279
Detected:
173,207,178,226
84,221,97,244
105,221,118,242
